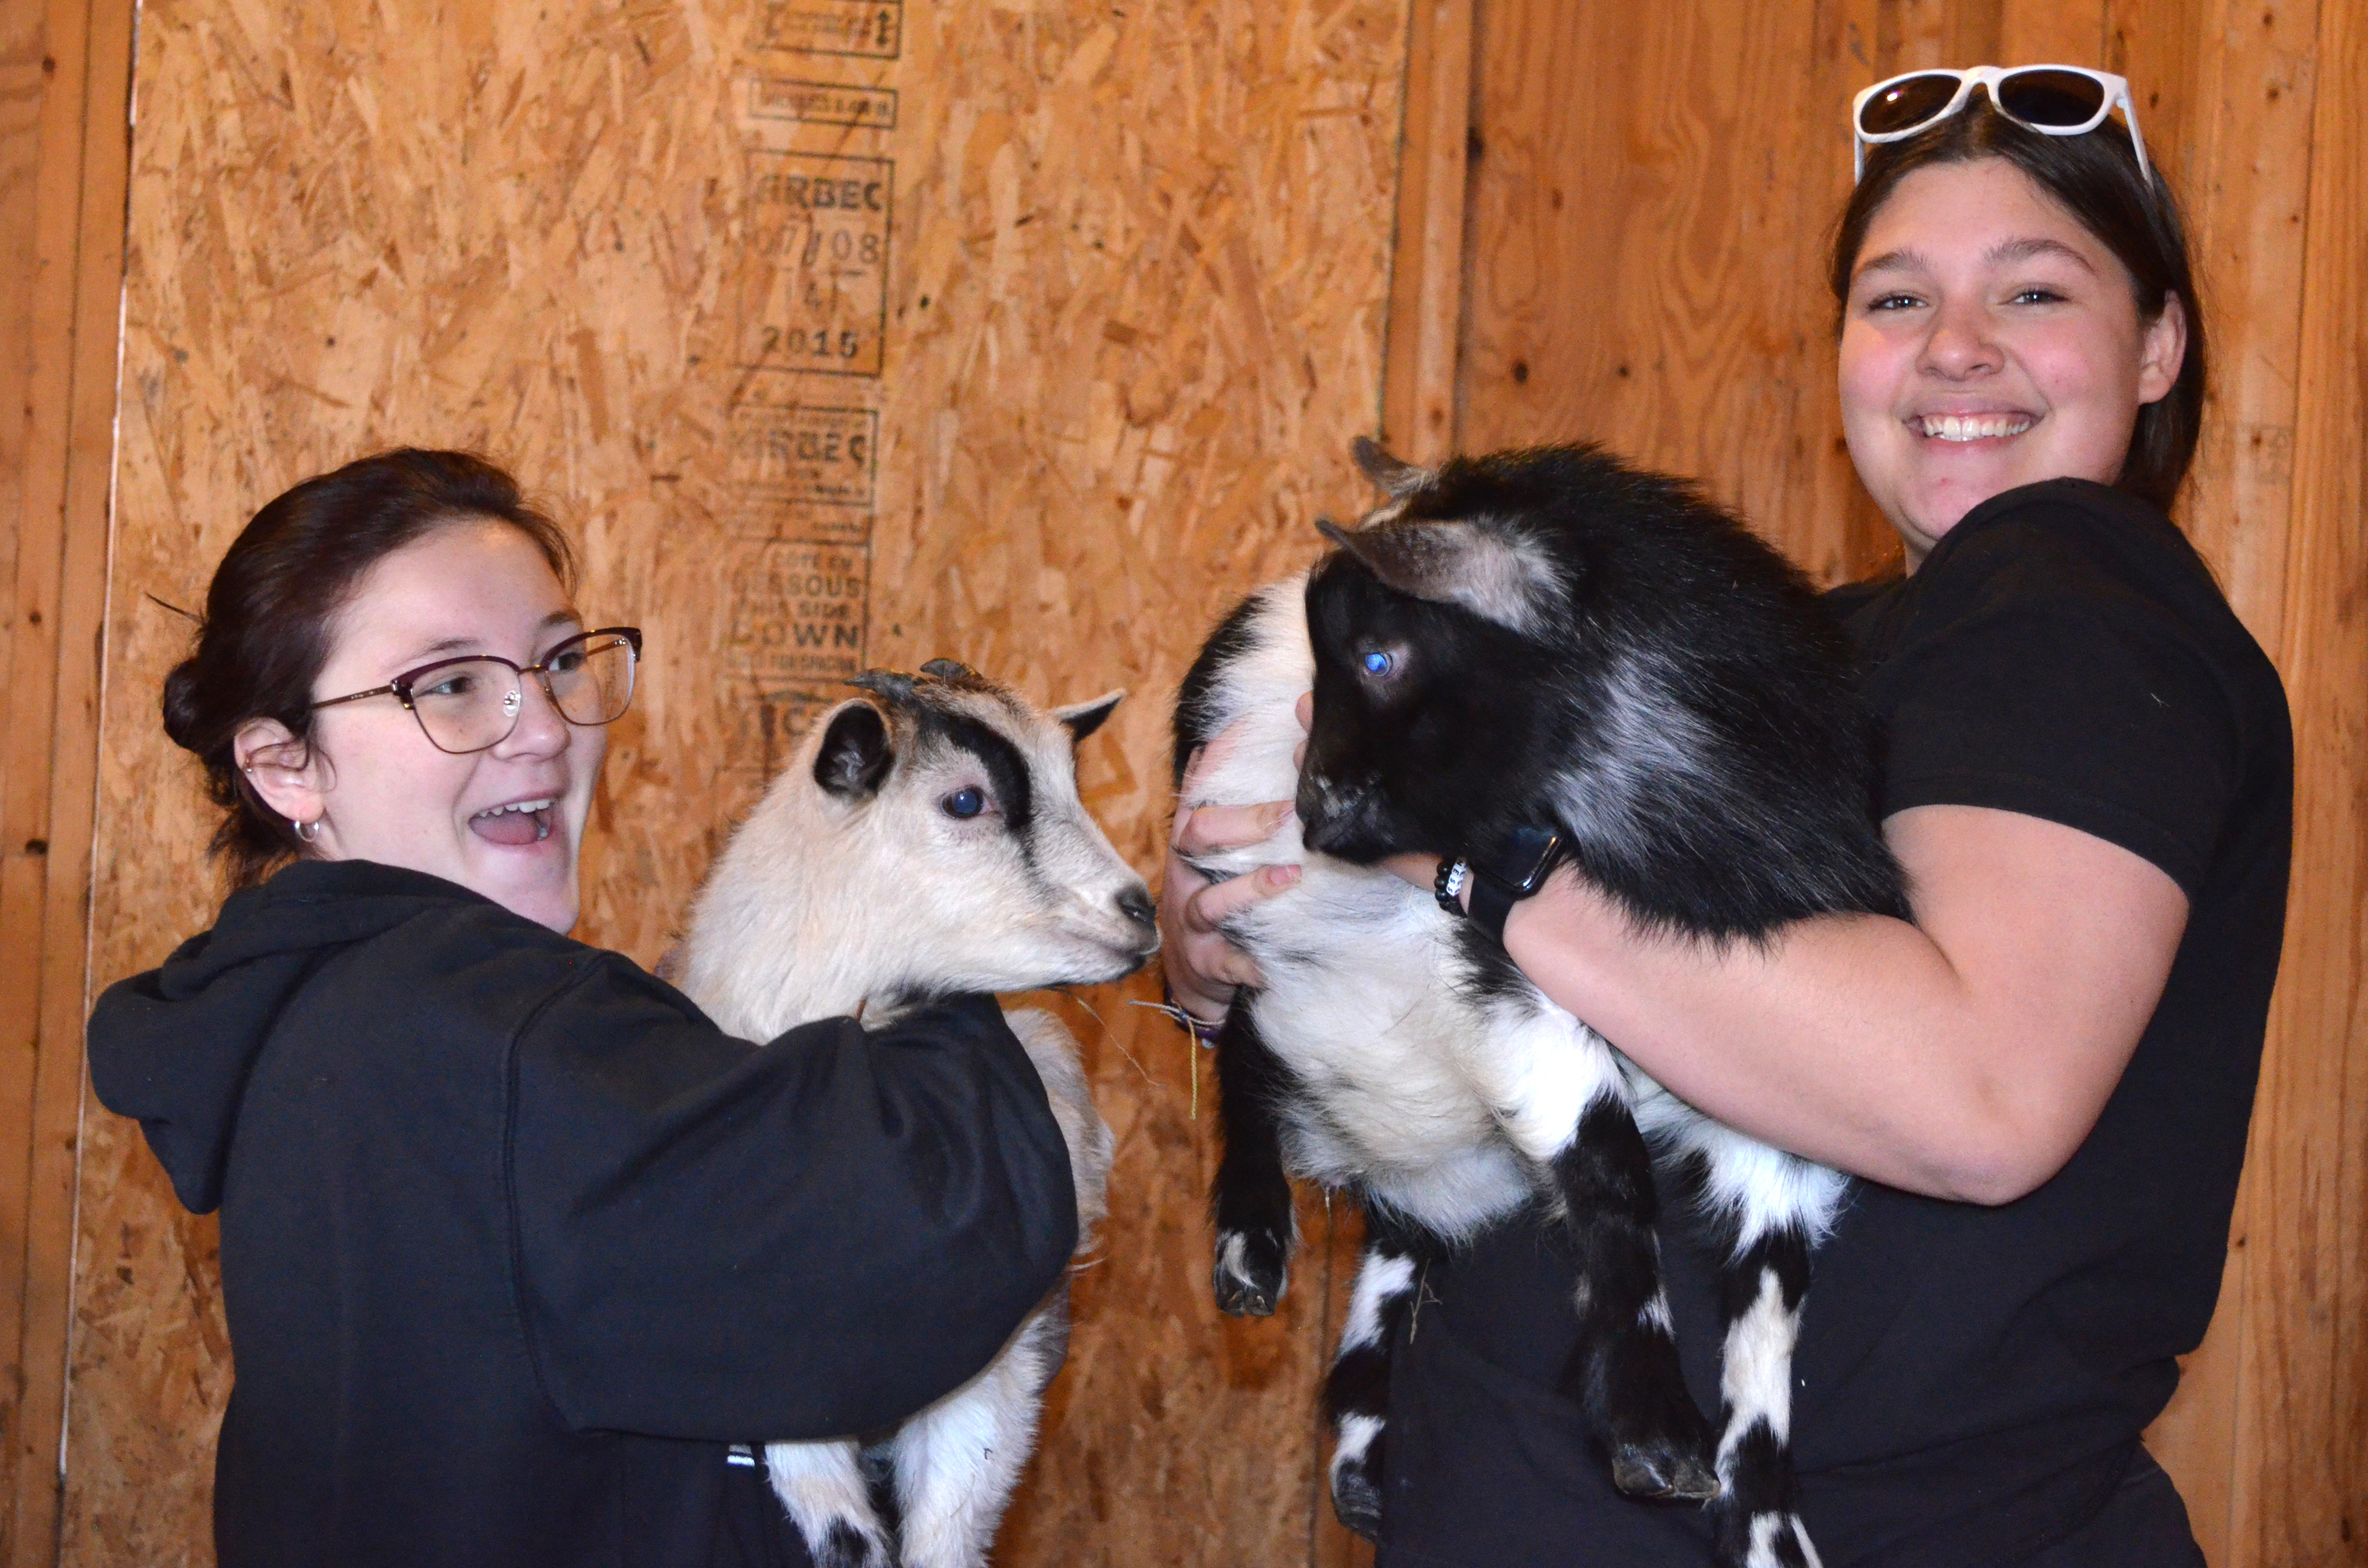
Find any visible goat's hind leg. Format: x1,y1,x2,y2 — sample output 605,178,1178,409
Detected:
1683,1130,1842,1568
1209,997,1299,1316
888,1293,1071,1568
765,1439,894,1568
1322,1215,1424,1541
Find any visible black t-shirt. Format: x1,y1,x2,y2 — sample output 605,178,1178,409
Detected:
1374,480,2293,1568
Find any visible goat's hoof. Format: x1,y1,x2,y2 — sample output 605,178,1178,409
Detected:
1330,1465,1383,1542
1609,1437,1721,1503
1212,1229,1289,1316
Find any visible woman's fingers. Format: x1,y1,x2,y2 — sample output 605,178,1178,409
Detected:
1183,863,1302,934
1176,799,1292,857
1158,849,1301,1016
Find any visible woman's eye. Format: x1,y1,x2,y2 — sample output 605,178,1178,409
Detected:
1867,292,1923,312
2009,287,2066,305
547,648,586,675
1359,649,1396,678
419,674,475,699
942,786,988,819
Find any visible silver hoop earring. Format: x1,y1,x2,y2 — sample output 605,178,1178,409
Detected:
294,818,322,844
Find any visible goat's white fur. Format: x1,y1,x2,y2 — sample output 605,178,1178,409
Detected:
682,676,1137,1568
1186,577,1848,1548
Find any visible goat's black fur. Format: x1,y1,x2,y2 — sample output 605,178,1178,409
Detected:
1175,442,1904,1568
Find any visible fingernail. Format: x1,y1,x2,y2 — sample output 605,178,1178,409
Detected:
1263,865,1301,890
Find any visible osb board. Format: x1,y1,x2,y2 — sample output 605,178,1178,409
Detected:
1451,1,2365,1562
67,0,1408,1562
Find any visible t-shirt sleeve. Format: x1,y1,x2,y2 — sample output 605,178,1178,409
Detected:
1871,517,2241,899
507,958,1078,1443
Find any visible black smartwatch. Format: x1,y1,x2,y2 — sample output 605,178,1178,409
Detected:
1436,823,1564,944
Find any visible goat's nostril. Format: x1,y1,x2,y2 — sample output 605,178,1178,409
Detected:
1116,884,1157,930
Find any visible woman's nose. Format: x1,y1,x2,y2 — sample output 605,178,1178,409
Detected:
495,674,572,757
1919,298,2003,378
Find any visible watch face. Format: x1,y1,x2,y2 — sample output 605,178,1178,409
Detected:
1490,824,1563,896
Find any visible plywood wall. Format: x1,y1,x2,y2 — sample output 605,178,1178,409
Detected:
62,0,1404,1561
31,0,2366,1563
1445,0,2367,1561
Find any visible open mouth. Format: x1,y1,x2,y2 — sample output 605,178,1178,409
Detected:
469,797,557,847
1914,412,2035,442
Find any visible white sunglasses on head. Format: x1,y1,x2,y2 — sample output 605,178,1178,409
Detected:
1851,65,2151,186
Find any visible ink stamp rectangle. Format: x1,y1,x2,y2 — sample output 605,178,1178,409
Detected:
729,398,877,507
760,0,902,59
722,540,869,684
750,77,898,128
741,151,891,378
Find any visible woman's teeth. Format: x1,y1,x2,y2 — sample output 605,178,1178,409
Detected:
471,798,556,845
1917,413,2033,441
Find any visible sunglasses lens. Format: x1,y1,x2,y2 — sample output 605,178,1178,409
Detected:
1859,73,1963,136
1996,69,2108,129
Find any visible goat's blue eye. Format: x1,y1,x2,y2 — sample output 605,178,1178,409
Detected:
1360,649,1396,677
943,786,987,819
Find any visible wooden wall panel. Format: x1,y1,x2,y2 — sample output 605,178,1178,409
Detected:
62,0,1407,1562
1454,1,2364,1563
0,0,133,1563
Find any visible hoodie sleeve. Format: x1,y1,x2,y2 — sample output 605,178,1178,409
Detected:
505,954,1078,1443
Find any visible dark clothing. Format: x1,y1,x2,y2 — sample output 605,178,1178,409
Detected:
87,860,1079,1568
1376,481,2292,1566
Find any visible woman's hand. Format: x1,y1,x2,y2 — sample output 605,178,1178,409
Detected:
1157,704,1310,1023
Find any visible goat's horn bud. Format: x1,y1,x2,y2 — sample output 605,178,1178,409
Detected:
846,669,918,705
919,657,981,684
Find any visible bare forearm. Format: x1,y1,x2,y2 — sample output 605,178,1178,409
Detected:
1503,876,2112,1202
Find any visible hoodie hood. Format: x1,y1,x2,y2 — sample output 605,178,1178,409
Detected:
87,860,498,1214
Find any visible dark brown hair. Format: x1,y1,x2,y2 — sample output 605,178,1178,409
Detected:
1830,101,2207,513
162,449,576,890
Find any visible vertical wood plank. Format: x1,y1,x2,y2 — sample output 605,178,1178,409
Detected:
1,0,135,1562
2115,4,2321,1559
1378,0,1473,463
2224,0,2367,1555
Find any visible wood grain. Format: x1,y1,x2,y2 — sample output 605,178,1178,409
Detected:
0,0,134,1563
2225,0,2368,1555
1379,0,1473,463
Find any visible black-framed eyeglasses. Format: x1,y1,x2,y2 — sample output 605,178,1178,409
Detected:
311,627,644,755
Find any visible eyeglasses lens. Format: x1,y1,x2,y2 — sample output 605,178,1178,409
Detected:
411,661,525,753
1995,69,2109,130
546,634,638,727
409,636,637,754
1859,73,1963,137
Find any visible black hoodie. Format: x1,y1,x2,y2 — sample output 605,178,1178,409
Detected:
88,860,1078,1568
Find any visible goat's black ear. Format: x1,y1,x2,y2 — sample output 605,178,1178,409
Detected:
1053,688,1125,743
1351,435,1431,499
815,701,895,799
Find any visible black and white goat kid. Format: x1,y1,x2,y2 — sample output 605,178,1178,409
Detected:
681,660,1154,1568
1174,442,1906,1568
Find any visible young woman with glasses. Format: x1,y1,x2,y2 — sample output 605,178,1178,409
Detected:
88,449,1081,1568
1162,68,2289,1566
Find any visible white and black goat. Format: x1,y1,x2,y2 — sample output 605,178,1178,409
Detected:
680,658,1154,1568
1174,442,1907,1568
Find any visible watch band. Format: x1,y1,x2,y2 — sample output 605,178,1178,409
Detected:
1461,824,1565,945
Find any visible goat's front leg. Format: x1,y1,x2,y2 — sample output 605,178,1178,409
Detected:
889,1292,1071,1568
765,1438,893,1568
1322,1213,1425,1541
1209,997,1299,1316
1477,1005,1716,1502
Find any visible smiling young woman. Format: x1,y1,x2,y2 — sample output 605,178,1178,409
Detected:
1160,71,2289,1568
89,450,1081,1568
